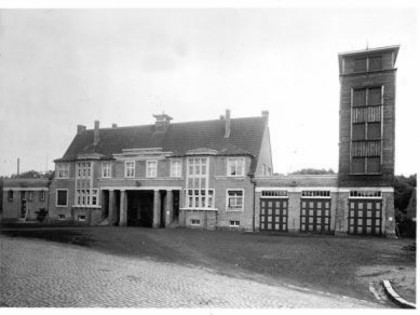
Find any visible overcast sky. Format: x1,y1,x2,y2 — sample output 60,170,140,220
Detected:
0,6,417,176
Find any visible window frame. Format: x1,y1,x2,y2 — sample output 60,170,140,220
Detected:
227,157,246,177
102,162,112,178
57,163,70,179
39,190,46,202
8,190,13,202
56,189,68,207
124,160,135,178
226,189,245,211
170,159,182,178
146,160,158,178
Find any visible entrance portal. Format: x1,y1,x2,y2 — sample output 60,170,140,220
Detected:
127,191,154,227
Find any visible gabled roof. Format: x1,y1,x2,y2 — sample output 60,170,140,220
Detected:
58,116,268,174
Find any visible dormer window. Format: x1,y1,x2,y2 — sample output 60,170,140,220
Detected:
57,164,70,178
227,157,245,177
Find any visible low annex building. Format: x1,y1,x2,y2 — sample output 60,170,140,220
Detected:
1,45,399,237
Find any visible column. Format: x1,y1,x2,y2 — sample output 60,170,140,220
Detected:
108,189,115,226
152,189,161,228
119,190,127,227
165,190,173,228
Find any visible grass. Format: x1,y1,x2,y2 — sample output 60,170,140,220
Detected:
1,226,415,303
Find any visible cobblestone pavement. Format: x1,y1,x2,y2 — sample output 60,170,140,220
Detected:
0,235,382,308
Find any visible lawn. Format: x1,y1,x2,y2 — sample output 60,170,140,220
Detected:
1,225,416,304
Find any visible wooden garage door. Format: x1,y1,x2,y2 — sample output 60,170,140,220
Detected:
300,199,331,233
349,199,382,235
260,199,288,232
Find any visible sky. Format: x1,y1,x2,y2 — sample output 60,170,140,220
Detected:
0,3,418,176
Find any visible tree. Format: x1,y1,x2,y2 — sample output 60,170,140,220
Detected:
10,170,54,179
289,168,336,175
394,174,416,212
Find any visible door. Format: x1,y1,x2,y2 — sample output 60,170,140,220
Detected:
260,199,288,232
300,199,331,233
349,199,382,235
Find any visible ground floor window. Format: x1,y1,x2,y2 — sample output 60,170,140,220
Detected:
56,190,68,207
186,189,214,208
230,220,240,227
78,215,87,222
76,189,98,206
191,219,201,225
58,214,66,220
227,190,244,211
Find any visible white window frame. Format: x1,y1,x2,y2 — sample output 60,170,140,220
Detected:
230,220,240,227
76,189,99,206
146,160,158,178
125,160,135,178
56,189,68,207
227,157,245,177
226,189,244,211
170,159,182,178
57,163,70,178
102,162,112,178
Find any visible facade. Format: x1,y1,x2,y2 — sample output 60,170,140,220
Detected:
1,45,399,237
254,45,399,236
48,110,272,231
2,179,50,222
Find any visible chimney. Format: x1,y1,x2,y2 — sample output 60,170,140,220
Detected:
17,158,20,176
224,109,231,138
112,123,117,128
94,120,100,146
261,110,269,126
153,113,173,134
77,124,86,135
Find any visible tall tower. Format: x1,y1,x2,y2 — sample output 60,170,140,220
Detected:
337,45,399,236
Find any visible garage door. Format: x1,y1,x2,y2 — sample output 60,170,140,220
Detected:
300,199,331,233
260,199,288,232
349,199,382,235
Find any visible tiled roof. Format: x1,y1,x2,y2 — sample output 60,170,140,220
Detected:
58,116,267,174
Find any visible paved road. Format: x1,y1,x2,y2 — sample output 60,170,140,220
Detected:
0,235,381,308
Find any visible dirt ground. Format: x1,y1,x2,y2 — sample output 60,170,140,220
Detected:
1,225,416,305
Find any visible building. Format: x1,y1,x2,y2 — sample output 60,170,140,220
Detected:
48,110,272,231
1,178,50,222
253,45,399,236
2,45,399,237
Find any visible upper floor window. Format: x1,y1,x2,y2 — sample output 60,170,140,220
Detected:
102,162,112,178
227,190,244,211
170,159,182,178
188,157,207,176
39,190,46,202
353,56,383,73
146,160,157,178
125,161,135,178
57,164,69,178
76,162,92,178
56,189,68,207
227,157,245,176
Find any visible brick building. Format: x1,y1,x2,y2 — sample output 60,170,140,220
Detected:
1,179,50,222
48,110,272,231
2,45,399,236
254,45,399,236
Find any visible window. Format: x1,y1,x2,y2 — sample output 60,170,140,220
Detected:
301,191,331,198
56,190,68,207
76,189,98,206
351,87,383,174
57,164,70,178
227,190,244,211
8,190,13,202
76,162,92,178
191,219,201,225
125,161,135,178
39,190,46,202
227,158,245,176
262,190,288,197
350,190,382,198
27,191,33,201
102,162,112,178
146,160,157,178
170,159,182,177
58,214,66,221
369,56,382,71
78,215,87,222
185,157,213,208
230,220,240,227
354,58,367,72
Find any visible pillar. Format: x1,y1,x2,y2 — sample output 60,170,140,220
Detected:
119,190,127,226
108,189,115,226
165,190,173,228
153,189,161,228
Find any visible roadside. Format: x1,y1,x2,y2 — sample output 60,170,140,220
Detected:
1,225,416,305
